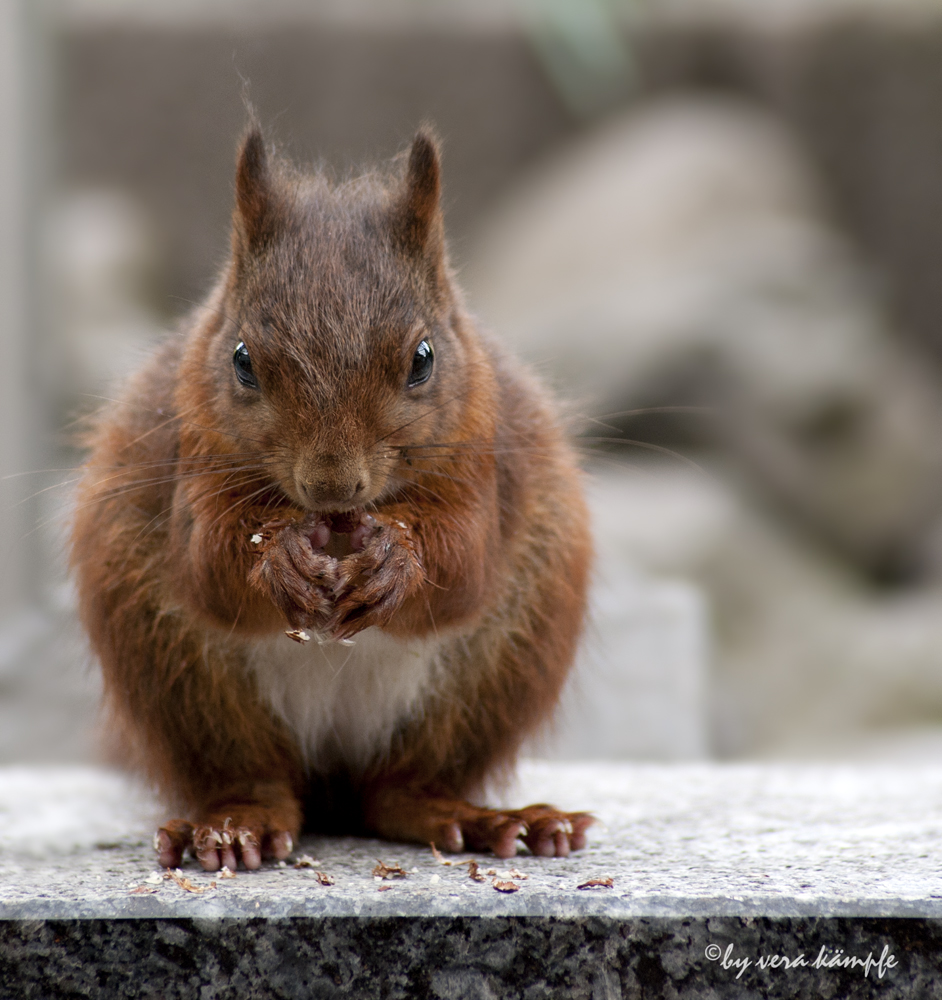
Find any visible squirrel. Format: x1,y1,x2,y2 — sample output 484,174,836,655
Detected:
70,125,594,870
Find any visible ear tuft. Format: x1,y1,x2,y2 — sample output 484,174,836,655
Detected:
234,126,272,251
400,129,443,254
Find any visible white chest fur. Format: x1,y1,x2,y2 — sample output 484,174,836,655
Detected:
244,628,444,774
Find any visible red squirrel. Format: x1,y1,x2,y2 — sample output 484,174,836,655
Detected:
70,125,593,870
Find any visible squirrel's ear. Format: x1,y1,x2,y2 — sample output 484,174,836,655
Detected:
397,130,444,258
233,126,273,253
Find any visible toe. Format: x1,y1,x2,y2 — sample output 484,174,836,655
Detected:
553,829,571,857
236,828,262,870
219,843,238,871
267,830,294,861
193,826,224,871
526,820,561,857
567,813,596,851
308,523,331,549
155,819,193,868
490,820,525,859
436,822,464,854
196,848,222,872
155,829,183,869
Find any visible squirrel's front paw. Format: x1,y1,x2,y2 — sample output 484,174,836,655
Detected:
247,516,339,631
328,515,424,639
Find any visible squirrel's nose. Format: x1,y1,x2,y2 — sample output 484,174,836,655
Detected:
295,456,369,509
298,479,364,507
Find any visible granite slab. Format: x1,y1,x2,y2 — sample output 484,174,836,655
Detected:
3,761,942,998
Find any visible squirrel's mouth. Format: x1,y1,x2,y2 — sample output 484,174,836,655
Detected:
322,509,365,534
311,508,376,559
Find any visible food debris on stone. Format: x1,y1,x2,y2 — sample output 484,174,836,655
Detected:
492,879,520,893
373,860,408,879
467,861,486,883
166,869,208,894
577,877,614,889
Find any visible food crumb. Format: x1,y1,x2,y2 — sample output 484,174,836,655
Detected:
577,877,614,890
468,861,486,883
373,860,408,880
166,869,207,894
492,879,520,893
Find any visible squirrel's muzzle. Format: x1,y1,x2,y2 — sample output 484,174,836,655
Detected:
294,453,370,510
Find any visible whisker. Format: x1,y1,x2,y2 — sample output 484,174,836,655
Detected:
76,393,270,449
205,483,288,535
577,437,710,476
592,405,714,421
129,472,278,543
394,467,479,491
66,464,274,520
374,360,495,446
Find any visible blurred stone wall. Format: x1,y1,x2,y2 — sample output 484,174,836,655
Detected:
636,7,942,363
55,5,942,362
56,20,571,314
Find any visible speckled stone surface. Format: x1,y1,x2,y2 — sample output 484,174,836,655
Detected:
4,761,942,997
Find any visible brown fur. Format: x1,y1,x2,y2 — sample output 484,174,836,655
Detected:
70,125,593,867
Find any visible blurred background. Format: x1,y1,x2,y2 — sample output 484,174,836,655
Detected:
4,0,942,766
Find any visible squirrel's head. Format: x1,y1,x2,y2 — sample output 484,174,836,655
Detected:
183,124,488,514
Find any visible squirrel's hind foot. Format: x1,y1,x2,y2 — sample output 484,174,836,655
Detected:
155,810,296,871
365,789,595,859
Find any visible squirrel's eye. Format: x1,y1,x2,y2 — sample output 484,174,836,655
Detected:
407,339,434,388
233,341,259,390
